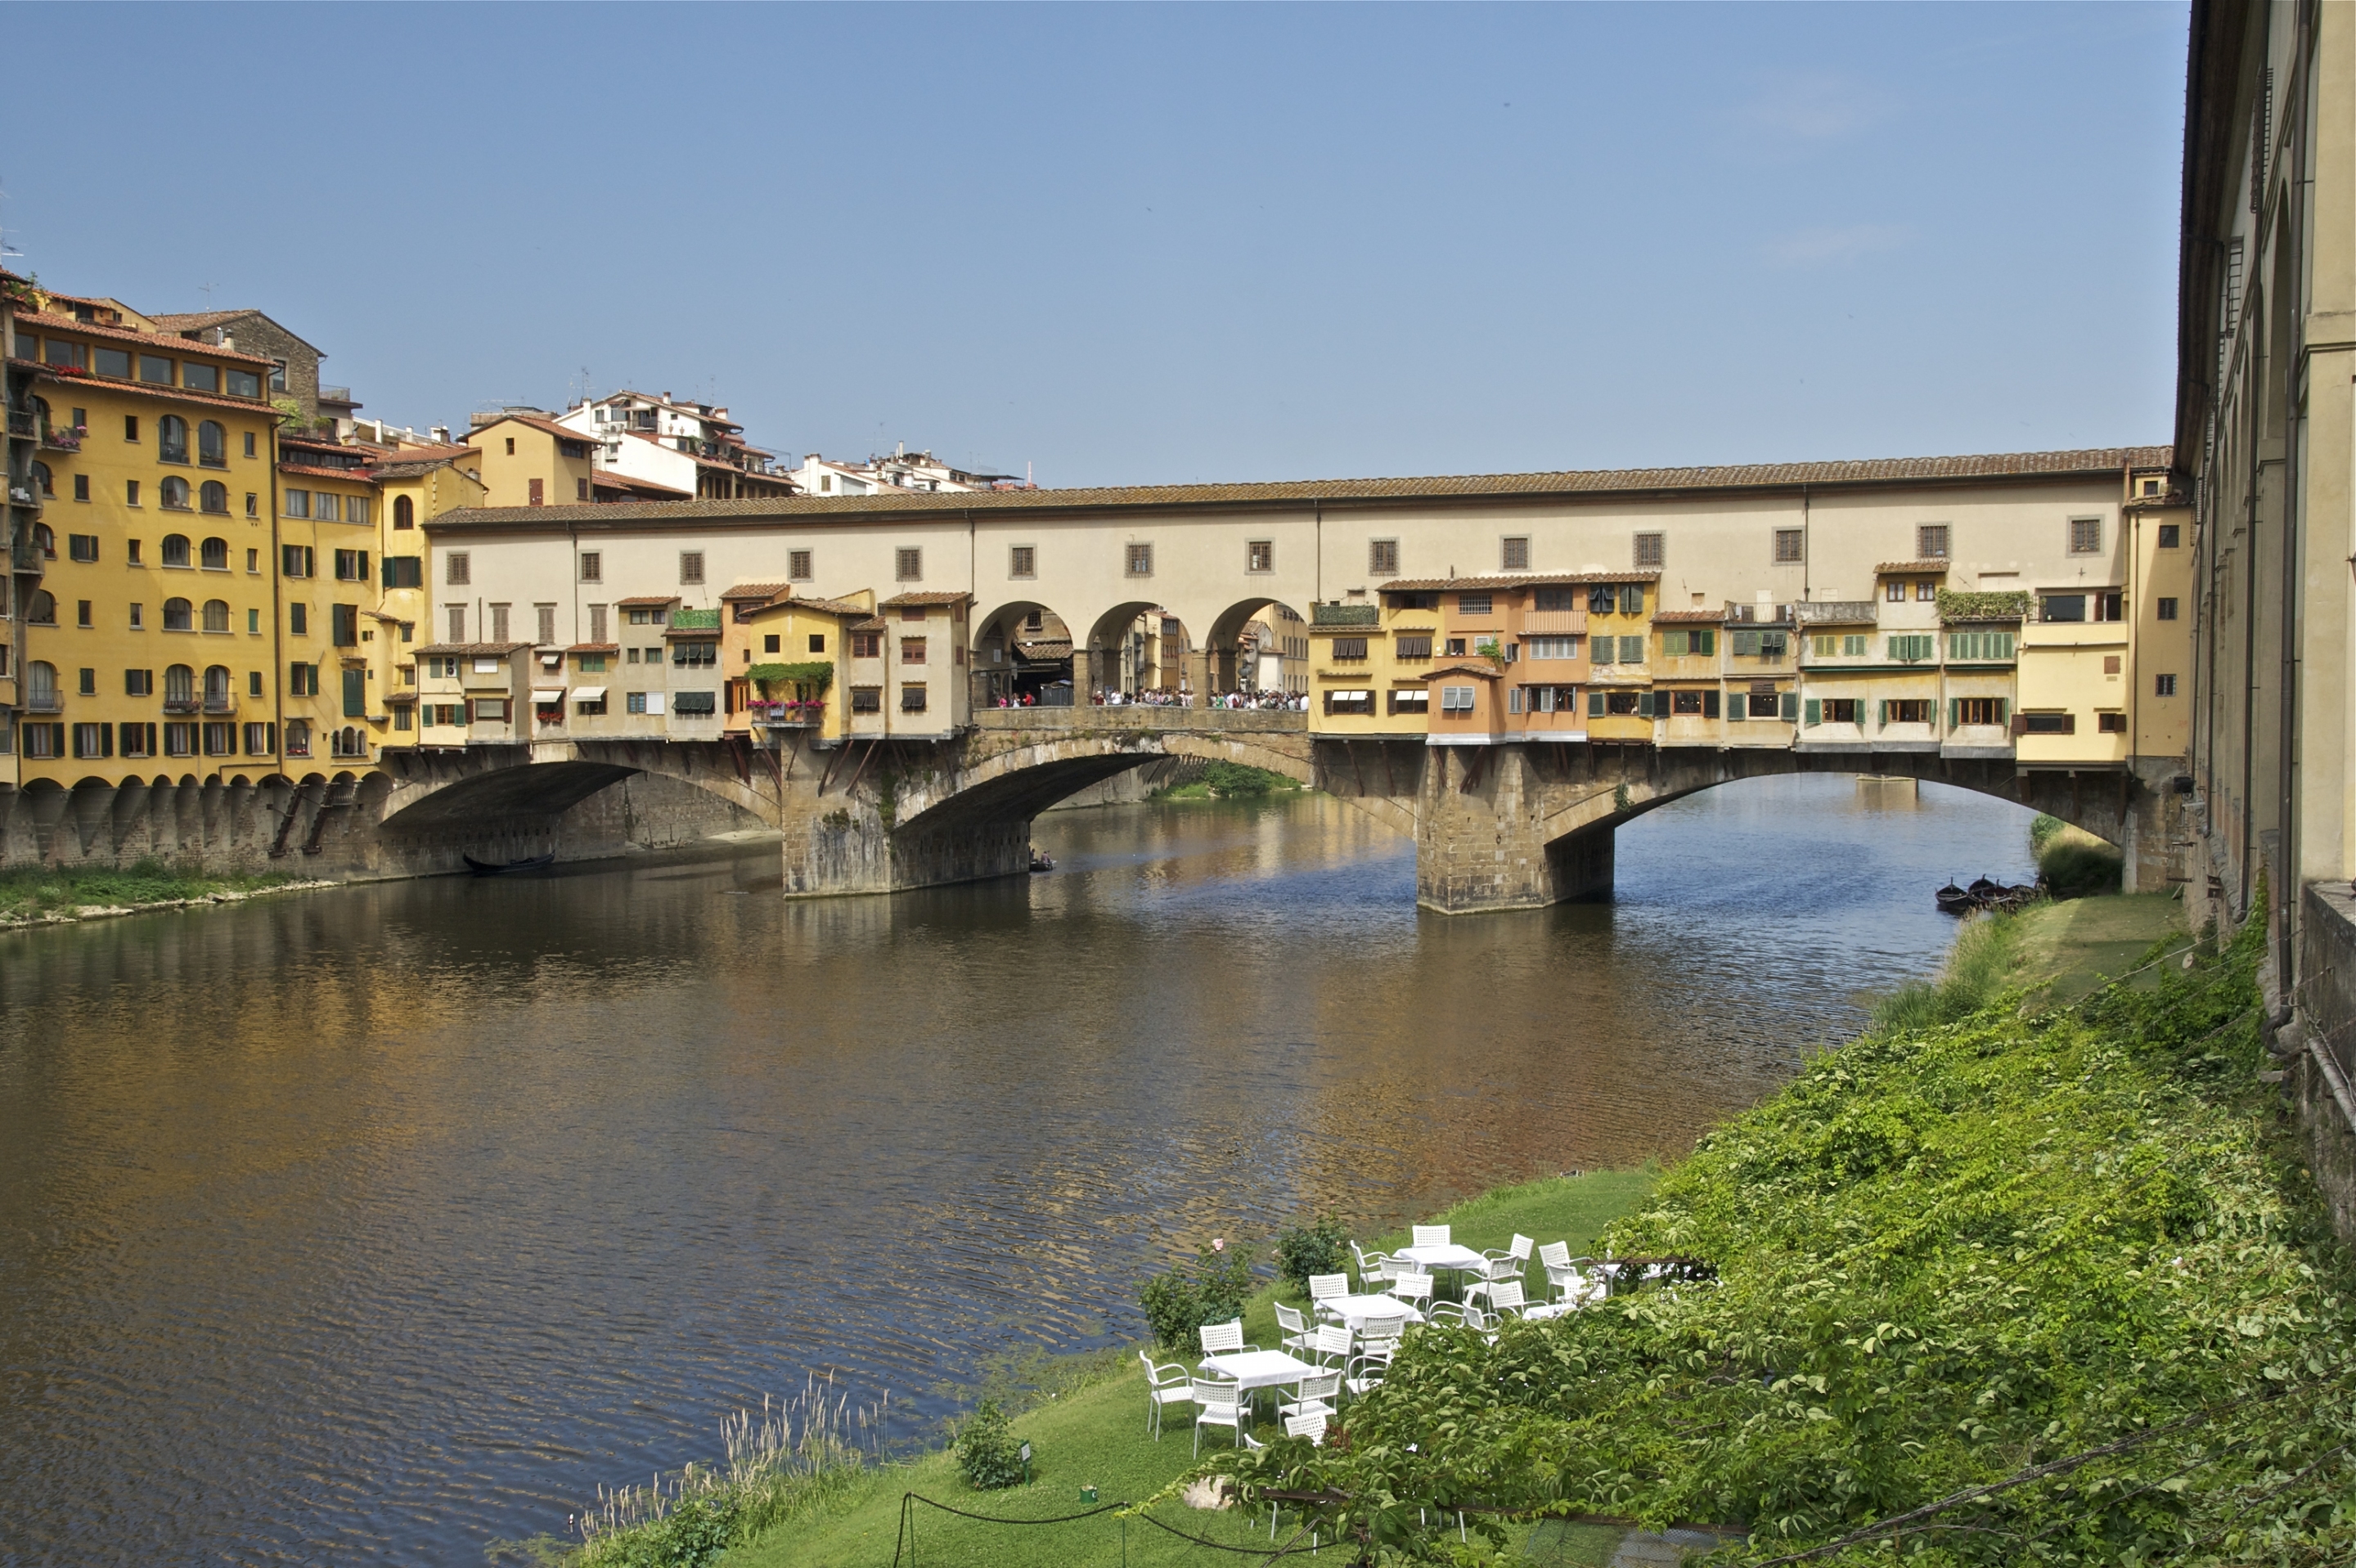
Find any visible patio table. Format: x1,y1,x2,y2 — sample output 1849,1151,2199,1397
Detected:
1323,1293,1425,1332
1392,1242,1487,1274
1198,1350,1320,1395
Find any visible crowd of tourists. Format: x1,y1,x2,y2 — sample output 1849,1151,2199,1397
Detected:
1089,689,1307,710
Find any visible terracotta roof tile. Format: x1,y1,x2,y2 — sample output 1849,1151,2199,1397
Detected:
1875,559,1954,574
848,616,887,632
1419,660,1503,680
416,446,2174,532
1380,570,1664,591
879,591,974,607
278,464,375,482
1648,609,1725,624
762,594,871,619
473,412,599,447
720,581,791,600
12,308,276,366
616,595,680,607
415,641,533,657
566,642,619,654
11,359,276,416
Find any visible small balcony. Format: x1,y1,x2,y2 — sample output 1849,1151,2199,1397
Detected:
1795,600,1877,626
11,540,44,574
40,424,84,452
23,693,62,714
162,697,201,715
749,699,827,729
202,695,238,716
7,410,34,439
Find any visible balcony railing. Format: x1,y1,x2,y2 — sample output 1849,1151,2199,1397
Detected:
40,425,84,452
23,694,61,713
11,541,43,573
1795,600,1877,625
202,696,237,715
7,410,34,438
163,697,200,715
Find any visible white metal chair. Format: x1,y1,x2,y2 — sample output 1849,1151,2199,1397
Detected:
1486,1280,1528,1319
1307,1272,1351,1320
1427,1300,1491,1332
1468,1234,1533,1302
1138,1351,1197,1439
1192,1377,1247,1456
1311,1323,1355,1368
1537,1241,1581,1302
1279,1371,1342,1423
1284,1413,1328,1444
1387,1269,1433,1307
1351,1242,1396,1290
1274,1302,1316,1355
1198,1319,1261,1362
1411,1224,1451,1249
1344,1350,1390,1397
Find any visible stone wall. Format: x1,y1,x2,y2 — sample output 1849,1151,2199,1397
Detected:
2290,884,2356,1242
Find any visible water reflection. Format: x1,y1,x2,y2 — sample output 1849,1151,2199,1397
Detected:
0,775,2035,1564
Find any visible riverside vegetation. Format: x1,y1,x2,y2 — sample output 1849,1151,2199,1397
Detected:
0,858,302,923
519,887,2352,1566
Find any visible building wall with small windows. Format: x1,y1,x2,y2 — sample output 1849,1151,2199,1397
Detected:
367,452,483,752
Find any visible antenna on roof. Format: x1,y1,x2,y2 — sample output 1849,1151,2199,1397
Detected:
198,281,218,307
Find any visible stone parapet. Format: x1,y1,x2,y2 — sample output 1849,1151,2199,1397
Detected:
973,707,1307,735
2293,883,2356,1242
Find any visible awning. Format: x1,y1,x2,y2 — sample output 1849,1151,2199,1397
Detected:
531,688,566,702
1329,689,1371,700
573,686,607,702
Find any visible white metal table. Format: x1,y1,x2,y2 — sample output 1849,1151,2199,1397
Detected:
1323,1293,1425,1332
1198,1350,1320,1395
1393,1242,1488,1274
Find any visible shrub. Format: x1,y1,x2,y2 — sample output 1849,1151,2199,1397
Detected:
1201,761,1288,797
1274,1215,1351,1296
953,1398,1026,1489
2028,812,2066,851
2035,824,2124,898
1138,1240,1257,1350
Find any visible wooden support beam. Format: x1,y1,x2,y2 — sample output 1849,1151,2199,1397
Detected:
842,737,884,802
816,741,848,795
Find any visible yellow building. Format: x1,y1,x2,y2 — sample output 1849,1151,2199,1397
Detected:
275,433,384,766
366,445,485,750
7,282,283,784
2127,490,2192,761
1580,575,1657,741
729,588,876,745
464,413,596,509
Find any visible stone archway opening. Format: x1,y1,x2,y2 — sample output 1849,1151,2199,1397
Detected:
972,599,1081,709
1084,602,1195,704
1204,597,1311,704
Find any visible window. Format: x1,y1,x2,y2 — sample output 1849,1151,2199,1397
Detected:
1587,585,1616,614
1887,634,1934,663
1320,636,1366,662
578,654,607,673
125,479,140,506
2065,517,2105,555
1457,593,1492,616
1948,630,2016,660
119,722,155,758
1957,697,2002,726
1500,537,1530,571
2098,712,2128,734
179,363,218,394
164,598,193,631
843,685,881,714
2158,523,2181,548
1918,523,1950,559
807,634,826,654
1916,581,1937,601
898,684,928,713
1439,685,1476,712
1747,691,1785,720
1731,630,1787,658
392,495,416,530
447,552,470,586
1395,634,1433,659
679,550,704,584
242,721,276,755
286,719,312,757
73,474,88,502
288,662,317,697
201,665,232,709
22,722,61,758
1809,698,1862,725
248,608,260,634
383,556,422,589
202,600,230,633
1633,532,1665,569
1774,528,1804,564
158,416,189,464
42,339,84,371
789,549,813,581
472,698,511,723
1526,636,1579,660
673,640,717,667
536,604,556,645
1671,690,1705,715
2155,673,2178,697
74,665,94,695
1369,539,1399,577
851,631,882,658
1589,638,1615,666
284,488,310,519
2040,594,2086,622
505,438,517,456
332,605,359,647
1247,540,1273,573
1660,630,1714,658
76,601,92,629
160,476,191,510
573,478,587,503
67,532,97,563
2021,712,2075,735
74,722,111,759
25,461,54,500
2157,597,2179,621
129,604,144,629
2093,591,2125,622
1617,636,1644,663
281,545,313,577
901,636,928,663
199,480,228,514
197,421,227,467
227,368,259,399
198,537,227,571
1124,543,1151,577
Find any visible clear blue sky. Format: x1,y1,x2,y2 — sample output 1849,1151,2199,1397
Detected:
6,2,2190,487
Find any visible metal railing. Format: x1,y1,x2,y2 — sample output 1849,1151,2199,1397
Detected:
7,410,34,438
202,696,238,715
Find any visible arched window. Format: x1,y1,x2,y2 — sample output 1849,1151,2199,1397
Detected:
285,719,311,757
200,480,229,514
160,475,192,510
25,661,56,707
163,597,193,631
158,416,189,464
393,495,415,530
203,665,231,705
26,590,56,625
161,534,191,568
197,420,227,467
201,599,230,633
29,461,52,497
33,523,55,556
164,664,195,705
200,537,229,570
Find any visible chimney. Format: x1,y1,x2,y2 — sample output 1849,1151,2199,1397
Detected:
431,425,451,444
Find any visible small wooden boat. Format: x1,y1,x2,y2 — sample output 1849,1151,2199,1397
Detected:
1935,882,1974,914
1028,850,1054,873
463,851,555,876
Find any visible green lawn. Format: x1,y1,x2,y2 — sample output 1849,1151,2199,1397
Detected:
2004,890,2186,1003
0,859,299,922
726,1170,1653,1568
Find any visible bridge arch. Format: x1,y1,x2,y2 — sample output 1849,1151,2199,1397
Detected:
971,596,1080,707
1201,595,1311,697
1083,601,1194,700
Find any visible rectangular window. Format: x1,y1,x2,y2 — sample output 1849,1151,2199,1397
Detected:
1605,691,1643,717
850,685,881,713
446,552,470,586
280,545,312,578
119,721,155,757
227,369,260,399
1526,636,1578,660
1774,528,1804,564
283,488,310,519
2097,712,2128,733
1917,523,1951,559
447,605,467,642
2155,673,2178,696
1439,685,1475,712
2069,517,2102,554
2157,523,2182,548
160,721,194,757
578,654,608,673
851,631,882,658
393,706,413,732
182,363,218,394
1916,581,1937,601
76,601,92,629
1500,537,1529,571
68,533,97,562
578,551,601,582
1672,690,1704,715
1394,634,1432,660
789,549,813,581
470,698,510,723
901,637,928,663
2041,595,2086,622
1746,692,1782,720
334,549,368,582
242,720,274,754
672,690,717,717
125,668,154,697
2021,712,2075,735
1956,697,2001,726
1009,545,1036,578
381,556,422,590
626,690,649,715
1887,634,1935,662
1245,540,1273,573
1457,593,1492,616
679,550,704,584
900,683,928,712
536,604,556,645
2156,596,2178,621
1369,539,1399,577
92,346,130,379
1947,631,2017,660
314,493,340,524
1124,543,1152,577
1633,532,1665,569
203,721,235,756
2092,591,2125,622
1587,585,1616,614
1325,636,1367,661
43,339,86,371
488,604,510,642
1618,636,1644,663
1589,638,1615,666
1388,689,1429,716
74,722,112,759
672,640,717,667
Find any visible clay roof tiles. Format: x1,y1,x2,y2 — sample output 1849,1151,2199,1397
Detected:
616,595,680,607
1379,569,1665,591
879,591,974,607
415,641,533,657
1649,609,1727,624
11,308,276,366
719,581,792,600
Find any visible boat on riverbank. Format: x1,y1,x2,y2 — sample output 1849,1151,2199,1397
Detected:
462,852,556,876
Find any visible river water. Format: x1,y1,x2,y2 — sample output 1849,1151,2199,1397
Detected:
0,775,2037,1565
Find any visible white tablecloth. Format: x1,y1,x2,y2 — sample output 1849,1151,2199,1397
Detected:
1324,1293,1425,1330
1198,1350,1319,1393
1394,1242,1487,1273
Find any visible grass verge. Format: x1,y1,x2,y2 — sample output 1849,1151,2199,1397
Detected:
0,858,302,923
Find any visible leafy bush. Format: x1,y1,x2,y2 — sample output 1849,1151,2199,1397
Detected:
1138,1241,1257,1350
1213,921,2356,1565
1274,1215,1351,1296
1201,761,1290,797
600,1495,737,1568
2039,834,2124,898
2028,812,2066,851
953,1398,1026,1489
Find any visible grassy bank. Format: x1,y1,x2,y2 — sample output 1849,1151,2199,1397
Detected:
1149,761,1306,801
0,859,307,924
522,1172,1654,1567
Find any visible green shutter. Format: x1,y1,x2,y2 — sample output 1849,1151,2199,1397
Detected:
1998,698,2009,726
1780,691,1798,722
343,668,366,719
1804,698,1820,726
1588,691,1604,717
1948,698,1959,730
1704,690,1720,718
1699,630,1714,655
